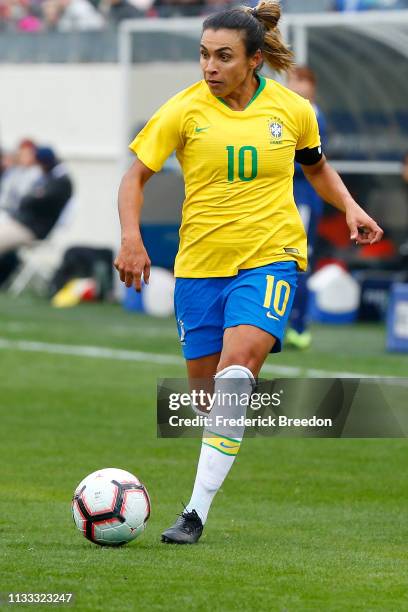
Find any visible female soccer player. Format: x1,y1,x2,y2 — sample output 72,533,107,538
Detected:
115,1,383,544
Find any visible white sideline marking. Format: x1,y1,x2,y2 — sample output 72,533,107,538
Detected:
0,338,183,366
0,337,400,380
1,321,177,338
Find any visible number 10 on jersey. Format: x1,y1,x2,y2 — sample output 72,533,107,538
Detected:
226,146,258,182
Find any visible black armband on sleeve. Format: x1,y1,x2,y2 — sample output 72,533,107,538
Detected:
295,145,323,165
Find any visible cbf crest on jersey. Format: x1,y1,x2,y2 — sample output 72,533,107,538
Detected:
268,117,284,145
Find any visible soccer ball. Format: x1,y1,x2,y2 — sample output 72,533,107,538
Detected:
72,467,150,546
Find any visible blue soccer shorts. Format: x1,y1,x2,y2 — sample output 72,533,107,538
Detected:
174,261,298,360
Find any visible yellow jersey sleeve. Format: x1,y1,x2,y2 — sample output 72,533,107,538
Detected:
129,97,184,172
296,100,321,151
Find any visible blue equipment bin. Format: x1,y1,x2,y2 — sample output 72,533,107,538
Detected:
386,283,408,352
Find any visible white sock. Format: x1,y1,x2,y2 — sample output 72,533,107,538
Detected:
186,365,255,524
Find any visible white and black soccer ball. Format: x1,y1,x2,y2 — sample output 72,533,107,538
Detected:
72,468,150,546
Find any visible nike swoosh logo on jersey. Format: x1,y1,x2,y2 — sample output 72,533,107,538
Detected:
266,312,280,320
195,126,210,133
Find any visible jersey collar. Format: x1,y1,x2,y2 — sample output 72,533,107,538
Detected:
216,74,266,112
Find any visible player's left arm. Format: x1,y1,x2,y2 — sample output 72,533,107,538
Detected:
296,100,382,245
300,155,383,245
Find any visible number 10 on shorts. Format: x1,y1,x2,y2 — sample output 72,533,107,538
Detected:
263,275,291,316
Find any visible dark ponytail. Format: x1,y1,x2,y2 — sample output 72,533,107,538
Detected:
202,1,294,73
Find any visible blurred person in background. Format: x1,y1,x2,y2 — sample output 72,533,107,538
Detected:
0,139,41,213
57,0,105,30
399,152,408,260
202,0,236,15
41,0,63,29
285,66,327,349
0,146,73,256
125,0,154,12
107,0,143,23
402,152,408,185
0,0,41,30
152,0,205,18
0,148,15,183
0,0,21,29
0,1,9,28
16,0,43,31
335,0,408,9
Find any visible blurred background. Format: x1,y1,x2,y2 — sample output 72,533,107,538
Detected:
0,0,407,352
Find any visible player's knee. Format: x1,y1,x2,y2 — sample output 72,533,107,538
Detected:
216,350,258,375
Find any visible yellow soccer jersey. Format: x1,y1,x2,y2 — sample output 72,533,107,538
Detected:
129,76,321,277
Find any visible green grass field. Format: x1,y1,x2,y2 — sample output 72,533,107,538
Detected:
1,295,407,611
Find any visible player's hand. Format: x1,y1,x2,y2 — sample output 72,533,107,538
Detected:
346,203,384,245
114,239,151,292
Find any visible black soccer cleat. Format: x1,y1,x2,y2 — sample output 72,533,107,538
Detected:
161,508,204,544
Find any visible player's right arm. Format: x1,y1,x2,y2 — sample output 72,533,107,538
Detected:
115,90,185,290
114,158,155,292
